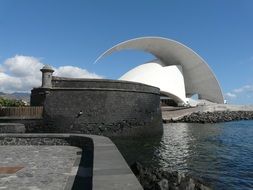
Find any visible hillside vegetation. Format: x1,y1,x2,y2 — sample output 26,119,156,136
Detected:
0,97,26,107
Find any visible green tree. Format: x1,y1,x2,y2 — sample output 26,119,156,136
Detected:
0,97,26,107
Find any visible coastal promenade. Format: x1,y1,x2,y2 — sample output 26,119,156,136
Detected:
162,104,253,121
0,134,142,190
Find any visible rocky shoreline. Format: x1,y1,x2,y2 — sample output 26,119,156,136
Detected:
166,111,253,123
130,162,211,190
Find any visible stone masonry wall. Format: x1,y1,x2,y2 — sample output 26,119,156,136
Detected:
0,118,44,133
39,79,162,136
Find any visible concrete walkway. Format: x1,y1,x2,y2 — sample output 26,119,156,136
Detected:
0,145,80,190
162,104,253,121
0,133,143,190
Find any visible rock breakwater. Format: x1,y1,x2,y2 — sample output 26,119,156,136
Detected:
131,162,211,190
169,111,253,123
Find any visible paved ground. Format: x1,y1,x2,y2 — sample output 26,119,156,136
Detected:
0,134,143,190
0,146,81,190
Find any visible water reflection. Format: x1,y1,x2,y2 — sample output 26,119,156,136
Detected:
156,123,192,172
111,134,162,166
112,121,253,190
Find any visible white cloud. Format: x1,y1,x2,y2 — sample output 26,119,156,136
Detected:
225,84,253,104
225,92,237,98
0,55,103,93
233,85,253,93
0,72,23,92
54,66,102,79
3,55,43,77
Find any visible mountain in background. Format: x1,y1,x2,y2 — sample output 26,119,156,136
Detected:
0,92,30,103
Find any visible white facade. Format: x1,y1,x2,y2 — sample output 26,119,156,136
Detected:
96,37,224,105
120,60,186,104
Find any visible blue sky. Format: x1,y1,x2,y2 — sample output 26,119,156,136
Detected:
0,0,253,104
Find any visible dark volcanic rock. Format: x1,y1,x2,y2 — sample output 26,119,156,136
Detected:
131,162,211,190
172,111,253,123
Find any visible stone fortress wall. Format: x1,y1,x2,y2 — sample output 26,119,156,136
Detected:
30,66,163,136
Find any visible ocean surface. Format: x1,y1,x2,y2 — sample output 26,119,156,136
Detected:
112,121,253,190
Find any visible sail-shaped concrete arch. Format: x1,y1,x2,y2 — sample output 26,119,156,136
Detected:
96,37,224,104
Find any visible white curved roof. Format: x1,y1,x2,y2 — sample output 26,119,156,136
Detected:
120,60,186,103
96,37,224,104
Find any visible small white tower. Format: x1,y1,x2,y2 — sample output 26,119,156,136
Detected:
40,65,54,88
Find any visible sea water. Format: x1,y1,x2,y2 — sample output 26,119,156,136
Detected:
112,120,253,190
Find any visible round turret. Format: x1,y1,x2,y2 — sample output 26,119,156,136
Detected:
40,65,54,88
